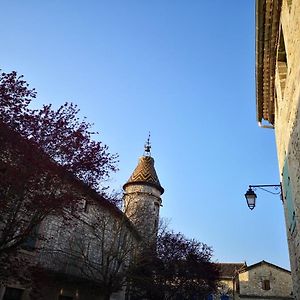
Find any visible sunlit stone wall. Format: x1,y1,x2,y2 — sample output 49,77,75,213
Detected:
124,184,161,243
273,0,300,297
238,263,292,299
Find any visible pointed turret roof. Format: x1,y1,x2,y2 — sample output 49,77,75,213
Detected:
123,136,164,194
123,156,164,194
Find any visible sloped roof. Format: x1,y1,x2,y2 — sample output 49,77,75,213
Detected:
245,260,291,274
217,263,247,278
123,156,164,194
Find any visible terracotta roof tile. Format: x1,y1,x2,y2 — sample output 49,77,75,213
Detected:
123,156,164,194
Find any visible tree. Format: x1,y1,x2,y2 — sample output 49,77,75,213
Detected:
0,69,118,256
129,230,220,300
0,70,118,191
0,122,82,283
0,69,118,282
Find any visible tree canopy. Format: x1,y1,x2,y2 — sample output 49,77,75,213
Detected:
0,70,119,283
129,230,220,300
0,70,118,191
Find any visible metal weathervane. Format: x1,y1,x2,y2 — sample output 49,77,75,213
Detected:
144,132,151,156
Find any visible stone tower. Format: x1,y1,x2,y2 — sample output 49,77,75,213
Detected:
123,138,164,242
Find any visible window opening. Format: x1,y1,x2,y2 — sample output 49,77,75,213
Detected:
277,26,288,97
82,199,88,212
262,279,271,290
21,224,39,251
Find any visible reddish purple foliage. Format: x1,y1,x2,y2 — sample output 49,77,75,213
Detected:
0,122,83,268
0,70,118,191
0,70,119,280
129,231,220,299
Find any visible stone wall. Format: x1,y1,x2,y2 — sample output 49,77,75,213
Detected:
35,203,136,300
238,263,292,299
124,184,161,242
273,0,300,298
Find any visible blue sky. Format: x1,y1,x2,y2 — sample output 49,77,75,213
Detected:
1,1,290,269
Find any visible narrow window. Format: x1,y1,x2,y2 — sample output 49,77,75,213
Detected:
82,199,88,212
21,225,39,251
262,279,270,290
154,219,158,229
277,27,288,97
274,91,278,121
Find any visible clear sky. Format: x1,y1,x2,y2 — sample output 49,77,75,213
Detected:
1,1,290,269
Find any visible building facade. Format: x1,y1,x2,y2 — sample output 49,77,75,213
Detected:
255,0,300,297
0,125,163,300
215,263,247,300
211,261,292,300
237,261,293,300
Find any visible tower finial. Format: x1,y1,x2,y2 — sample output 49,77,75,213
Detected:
144,132,151,156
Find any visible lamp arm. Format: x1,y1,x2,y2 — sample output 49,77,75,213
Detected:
248,184,283,198
249,184,281,188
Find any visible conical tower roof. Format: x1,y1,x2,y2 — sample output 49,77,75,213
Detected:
123,155,164,194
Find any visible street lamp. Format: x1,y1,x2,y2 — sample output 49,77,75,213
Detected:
244,184,282,210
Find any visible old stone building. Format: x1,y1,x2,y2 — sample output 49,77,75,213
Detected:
0,124,163,300
255,0,300,297
210,261,292,300
237,261,293,300
214,263,247,299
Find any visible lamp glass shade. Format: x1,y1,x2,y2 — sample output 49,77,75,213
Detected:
245,188,257,210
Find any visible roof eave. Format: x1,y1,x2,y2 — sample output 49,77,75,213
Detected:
245,260,291,273
255,0,282,125
123,180,164,194
256,0,266,123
